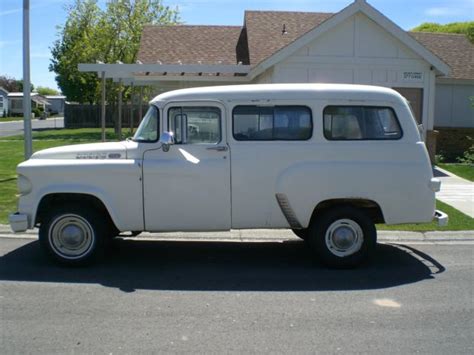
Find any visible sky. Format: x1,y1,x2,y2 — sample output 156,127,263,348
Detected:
0,0,473,92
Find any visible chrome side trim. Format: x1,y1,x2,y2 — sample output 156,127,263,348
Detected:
275,193,303,229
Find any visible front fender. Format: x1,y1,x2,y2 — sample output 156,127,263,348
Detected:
32,185,123,230
17,159,143,231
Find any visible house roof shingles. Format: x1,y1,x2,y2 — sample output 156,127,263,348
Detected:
137,25,243,65
244,11,333,66
137,11,474,81
409,32,474,80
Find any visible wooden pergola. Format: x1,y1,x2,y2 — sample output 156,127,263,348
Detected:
78,63,251,141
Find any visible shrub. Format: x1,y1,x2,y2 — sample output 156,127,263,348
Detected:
435,154,445,164
32,108,41,118
456,137,474,165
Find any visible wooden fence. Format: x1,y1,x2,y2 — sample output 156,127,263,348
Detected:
64,103,145,129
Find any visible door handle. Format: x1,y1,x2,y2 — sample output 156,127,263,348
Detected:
207,146,228,152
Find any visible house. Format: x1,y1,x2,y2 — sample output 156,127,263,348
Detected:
7,92,51,117
44,95,66,115
135,0,474,160
0,87,8,117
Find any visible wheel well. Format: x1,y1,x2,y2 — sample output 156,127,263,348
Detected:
35,193,117,230
310,199,385,224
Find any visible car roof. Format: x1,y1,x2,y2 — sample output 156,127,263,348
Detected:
150,83,405,105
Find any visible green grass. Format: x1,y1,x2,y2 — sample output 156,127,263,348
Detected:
377,200,474,232
438,163,474,182
1,128,120,142
0,117,26,122
0,128,472,231
0,128,119,224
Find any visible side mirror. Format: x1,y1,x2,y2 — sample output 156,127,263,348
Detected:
159,131,174,152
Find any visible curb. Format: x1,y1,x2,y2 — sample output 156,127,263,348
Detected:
1,225,473,243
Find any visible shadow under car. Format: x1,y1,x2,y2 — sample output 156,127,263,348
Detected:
0,238,444,293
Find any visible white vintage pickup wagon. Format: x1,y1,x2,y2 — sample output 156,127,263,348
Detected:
10,84,447,267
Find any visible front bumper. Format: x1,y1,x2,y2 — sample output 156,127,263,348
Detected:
434,210,448,227
9,212,29,233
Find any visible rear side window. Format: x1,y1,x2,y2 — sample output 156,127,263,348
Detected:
323,106,402,140
233,106,312,141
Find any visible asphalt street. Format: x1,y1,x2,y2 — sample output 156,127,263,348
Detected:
1,236,473,354
0,117,64,137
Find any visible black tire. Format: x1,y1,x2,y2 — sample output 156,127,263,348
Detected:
292,228,309,240
39,204,107,266
307,206,376,268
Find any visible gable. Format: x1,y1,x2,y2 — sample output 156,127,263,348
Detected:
248,0,450,79
299,13,422,60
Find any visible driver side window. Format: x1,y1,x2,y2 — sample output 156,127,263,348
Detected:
168,106,221,144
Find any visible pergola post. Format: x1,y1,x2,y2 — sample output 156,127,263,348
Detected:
117,78,122,139
100,71,106,142
130,82,134,134
139,86,143,123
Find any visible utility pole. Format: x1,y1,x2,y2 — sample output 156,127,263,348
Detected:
22,0,33,159
101,71,106,142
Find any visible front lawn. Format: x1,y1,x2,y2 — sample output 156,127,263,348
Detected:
377,200,474,232
0,128,119,224
438,163,474,182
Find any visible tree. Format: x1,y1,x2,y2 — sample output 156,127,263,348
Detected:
36,86,60,96
0,76,34,92
49,0,179,103
411,21,474,43
0,75,20,92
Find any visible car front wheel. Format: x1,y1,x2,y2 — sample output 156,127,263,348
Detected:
39,205,106,265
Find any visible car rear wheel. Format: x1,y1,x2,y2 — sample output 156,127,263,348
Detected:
39,205,106,265
308,206,376,268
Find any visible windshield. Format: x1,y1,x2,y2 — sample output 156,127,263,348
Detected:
133,106,159,142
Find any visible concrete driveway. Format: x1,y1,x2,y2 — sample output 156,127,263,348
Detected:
0,117,64,137
435,167,474,218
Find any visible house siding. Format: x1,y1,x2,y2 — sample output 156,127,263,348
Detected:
434,83,474,128
0,89,8,117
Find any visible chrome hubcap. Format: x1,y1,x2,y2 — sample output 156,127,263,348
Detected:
48,214,94,259
325,219,363,257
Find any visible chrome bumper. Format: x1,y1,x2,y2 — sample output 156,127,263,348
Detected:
9,213,29,233
434,210,448,227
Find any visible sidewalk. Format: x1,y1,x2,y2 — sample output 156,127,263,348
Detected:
0,117,64,137
1,224,473,243
434,166,474,218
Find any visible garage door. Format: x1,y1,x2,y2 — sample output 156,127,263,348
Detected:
393,88,423,124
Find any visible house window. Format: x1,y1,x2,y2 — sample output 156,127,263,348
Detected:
11,99,22,110
323,106,402,140
0,96,3,110
168,106,221,144
233,106,312,141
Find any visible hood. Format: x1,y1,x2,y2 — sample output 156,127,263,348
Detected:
31,141,129,160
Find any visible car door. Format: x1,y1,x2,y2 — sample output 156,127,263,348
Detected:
142,101,231,231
